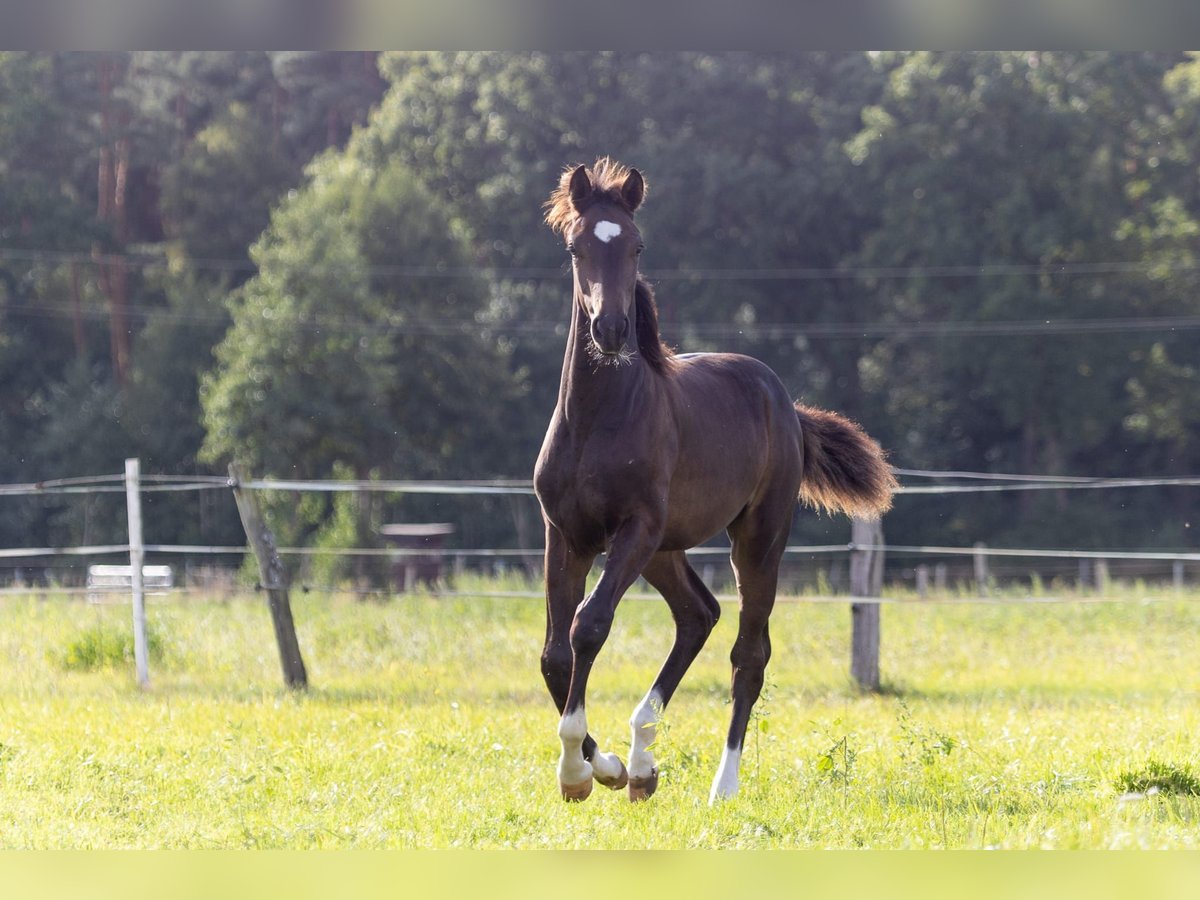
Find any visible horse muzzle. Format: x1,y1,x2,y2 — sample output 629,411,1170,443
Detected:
590,313,630,356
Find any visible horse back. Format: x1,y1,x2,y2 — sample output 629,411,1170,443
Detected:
668,352,799,448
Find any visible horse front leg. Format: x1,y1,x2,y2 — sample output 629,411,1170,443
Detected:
557,516,662,801
541,525,616,800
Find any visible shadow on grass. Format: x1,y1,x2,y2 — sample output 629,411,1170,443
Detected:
843,675,1195,709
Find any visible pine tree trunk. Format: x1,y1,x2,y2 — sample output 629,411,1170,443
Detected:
107,255,130,385
96,58,114,222
95,56,132,387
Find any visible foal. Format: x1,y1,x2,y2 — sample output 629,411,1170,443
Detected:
534,158,895,804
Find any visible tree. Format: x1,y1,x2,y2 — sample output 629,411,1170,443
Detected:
200,150,524,554
0,52,390,555
268,52,386,157
6,51,1200,562
158,101,296,265
846,51,1184,545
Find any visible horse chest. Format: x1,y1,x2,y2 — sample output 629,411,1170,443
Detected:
535,426,663,539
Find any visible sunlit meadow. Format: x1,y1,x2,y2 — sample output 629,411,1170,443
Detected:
2,578,1199,849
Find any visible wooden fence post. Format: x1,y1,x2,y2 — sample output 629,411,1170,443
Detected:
1174,561,1186,592
915,564,930,599
973,542,990,597
229,463,308,690
1080,561,1099,595
1094,558,1110,594
850,516,884,692
828,558,845,594
124,458,149,689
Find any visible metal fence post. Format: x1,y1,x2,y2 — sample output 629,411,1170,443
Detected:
124,458,149,689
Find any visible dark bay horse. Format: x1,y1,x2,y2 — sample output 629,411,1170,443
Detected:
534,158,896,804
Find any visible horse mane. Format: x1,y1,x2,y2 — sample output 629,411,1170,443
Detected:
634,276,674,372
544,157,648,237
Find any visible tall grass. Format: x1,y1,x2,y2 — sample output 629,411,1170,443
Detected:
1,585,1198,848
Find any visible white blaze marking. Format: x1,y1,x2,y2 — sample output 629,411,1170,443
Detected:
709,745,742,804
557,709,592,785
594,220,622,243
628,689,663,780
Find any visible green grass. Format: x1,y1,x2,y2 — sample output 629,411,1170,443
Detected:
1114,760,1200,797
51,617,166,671
1,584,1200,848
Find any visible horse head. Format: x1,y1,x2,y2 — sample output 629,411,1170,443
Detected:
546,158,647,358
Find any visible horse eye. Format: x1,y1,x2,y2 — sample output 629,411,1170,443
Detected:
636,244,645,255
567,242,578,257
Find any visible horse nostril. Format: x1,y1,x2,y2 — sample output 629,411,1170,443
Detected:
590,313,629,354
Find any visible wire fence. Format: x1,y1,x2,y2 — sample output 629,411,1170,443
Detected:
3,460,1196,690
1,463,1198,599
9,469,1200,497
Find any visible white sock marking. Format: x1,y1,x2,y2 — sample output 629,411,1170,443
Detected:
591,750,624,783
557,709,592,785
629,688,663,780
594,220,622,243
709,745,742,804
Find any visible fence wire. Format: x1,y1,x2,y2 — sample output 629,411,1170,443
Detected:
4,466,1200,497
1,467,1198,590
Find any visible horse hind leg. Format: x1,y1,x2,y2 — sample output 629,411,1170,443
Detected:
629,552,721,801
711,616,771,803
711,511,788,804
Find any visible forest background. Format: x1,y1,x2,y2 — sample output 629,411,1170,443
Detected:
2,51,1199,566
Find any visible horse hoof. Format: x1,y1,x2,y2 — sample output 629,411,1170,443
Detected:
595,758,629,791
560,778,594,802
627,767,659,802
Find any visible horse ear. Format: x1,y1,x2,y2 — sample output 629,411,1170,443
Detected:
568,165,593,211
621,168,645,212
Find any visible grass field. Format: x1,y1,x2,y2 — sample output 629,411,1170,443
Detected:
2,578,1199,849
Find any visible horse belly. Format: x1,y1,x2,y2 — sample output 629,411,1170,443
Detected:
657,367,786,550
659,454,762,551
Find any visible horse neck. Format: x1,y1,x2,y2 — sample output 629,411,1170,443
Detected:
556,290,648,426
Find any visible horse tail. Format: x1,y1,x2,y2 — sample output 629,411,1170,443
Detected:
795,404,896,519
